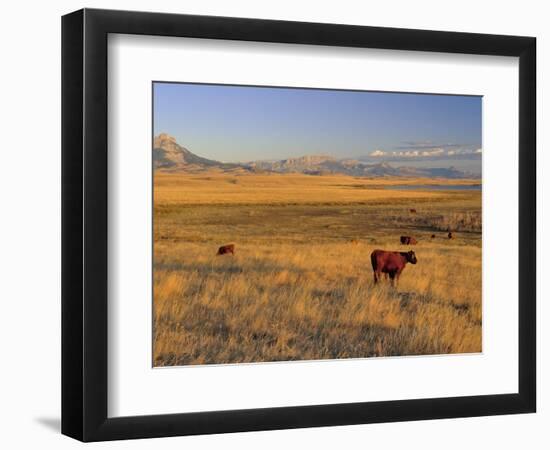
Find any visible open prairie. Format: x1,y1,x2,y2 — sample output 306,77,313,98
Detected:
153,172,482,366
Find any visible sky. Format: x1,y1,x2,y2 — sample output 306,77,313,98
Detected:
153,82,482,170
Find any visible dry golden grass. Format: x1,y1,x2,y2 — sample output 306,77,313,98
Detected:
153,172,482,366
426,211,482,232
154,171,480,206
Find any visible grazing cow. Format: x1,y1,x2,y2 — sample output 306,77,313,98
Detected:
400,236,417,245
409,208,417,214
448,232,454,239
370,249,418,286
216,244,235,256
431,234,436,239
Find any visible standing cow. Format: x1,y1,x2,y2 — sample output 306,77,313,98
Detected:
370,249,417,286
400,236,417,245
216,244,235,255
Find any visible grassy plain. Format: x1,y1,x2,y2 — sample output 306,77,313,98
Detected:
153,172,482,366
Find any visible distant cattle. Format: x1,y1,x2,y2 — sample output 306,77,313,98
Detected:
216,244,235,255
371,249,417,286
431,234,436,239
400,236,417,245
448,232,454,239
409,209,417,214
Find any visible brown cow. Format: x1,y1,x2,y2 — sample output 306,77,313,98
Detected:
400,236,417,245
409,209,417,214
216,244,235,255
448,232,454,239
431,234,436,239
371,249,417,286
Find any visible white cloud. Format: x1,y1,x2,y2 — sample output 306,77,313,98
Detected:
365,146,481,161
446,148,481,156
389,149,444,158
421,148,444,156
369,149,386,157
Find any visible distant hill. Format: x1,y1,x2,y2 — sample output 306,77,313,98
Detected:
153,134,478,178
247,156,475,178
153,133,241,171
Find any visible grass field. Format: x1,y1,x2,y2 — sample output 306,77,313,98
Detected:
153,172,482,366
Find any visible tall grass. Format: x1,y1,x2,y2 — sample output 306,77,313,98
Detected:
153,172,482,366
426,211,482,232
154,241,481,366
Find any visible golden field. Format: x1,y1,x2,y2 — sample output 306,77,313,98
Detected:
153,172,482,366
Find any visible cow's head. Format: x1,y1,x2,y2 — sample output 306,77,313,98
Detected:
406,250,417,264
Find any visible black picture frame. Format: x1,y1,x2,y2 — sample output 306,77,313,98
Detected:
62,8,536,442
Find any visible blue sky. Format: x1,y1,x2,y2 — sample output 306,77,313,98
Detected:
153,82,482,168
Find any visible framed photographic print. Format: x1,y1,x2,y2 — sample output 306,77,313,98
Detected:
62,8,536,442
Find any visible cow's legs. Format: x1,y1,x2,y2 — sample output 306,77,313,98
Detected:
388,271,397,287
373,271,380,284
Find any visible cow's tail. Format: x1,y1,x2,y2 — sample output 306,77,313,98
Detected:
370,251,377,271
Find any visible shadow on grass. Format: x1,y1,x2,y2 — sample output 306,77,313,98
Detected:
155,259,306,276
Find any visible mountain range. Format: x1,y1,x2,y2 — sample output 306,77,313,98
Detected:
153,134,240,170
153,133,479,179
